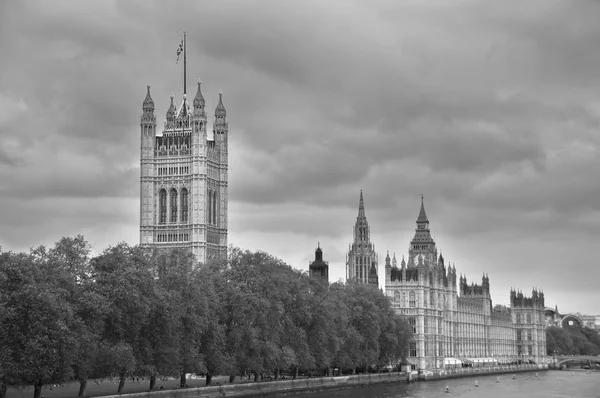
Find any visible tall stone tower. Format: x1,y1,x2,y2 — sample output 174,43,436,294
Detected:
510,289,546,365
139,81,228,264
346,190,379,285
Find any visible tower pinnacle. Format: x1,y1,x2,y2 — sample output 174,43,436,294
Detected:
142,85,154,111
417,194,428,223
358,189,365,218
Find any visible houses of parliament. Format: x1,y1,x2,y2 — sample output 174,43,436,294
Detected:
138,60,544,372
338,192,546,370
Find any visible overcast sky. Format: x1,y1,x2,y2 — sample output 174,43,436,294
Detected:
1,0,599,315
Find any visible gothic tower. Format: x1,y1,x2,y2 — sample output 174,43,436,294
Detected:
308,243,329,282
139,80,229,264
346,190,379,285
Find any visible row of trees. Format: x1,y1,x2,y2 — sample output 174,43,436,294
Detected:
0,236,414,398
546,325,600,356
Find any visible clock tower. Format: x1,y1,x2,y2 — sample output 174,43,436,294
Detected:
408,195,438,266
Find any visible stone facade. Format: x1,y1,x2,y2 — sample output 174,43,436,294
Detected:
384,197,546,370
139,82,228,264
346,191,378,286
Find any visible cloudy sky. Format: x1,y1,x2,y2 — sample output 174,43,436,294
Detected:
1,0,599,315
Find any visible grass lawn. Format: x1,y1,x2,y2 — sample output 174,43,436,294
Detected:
6,376,233,398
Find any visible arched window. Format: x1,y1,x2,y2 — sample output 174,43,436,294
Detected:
213,190,217,225
181,188,188,223
208,189,212,225
170,189,177,222
159,189,167,224
409,291,416,308
394,291,401,302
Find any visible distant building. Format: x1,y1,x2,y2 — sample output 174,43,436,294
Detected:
579,314,600,330
308,244,329,282
545,307,600,331
346,190,379,286
384,196,546,370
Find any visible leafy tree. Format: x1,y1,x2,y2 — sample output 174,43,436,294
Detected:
91,243,155,393
0,249,79,398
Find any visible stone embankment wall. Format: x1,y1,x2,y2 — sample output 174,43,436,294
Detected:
104,365,547,398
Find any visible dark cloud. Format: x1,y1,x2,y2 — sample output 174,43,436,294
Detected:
0,0,599,313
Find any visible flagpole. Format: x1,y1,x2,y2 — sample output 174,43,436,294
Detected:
183,31,187,96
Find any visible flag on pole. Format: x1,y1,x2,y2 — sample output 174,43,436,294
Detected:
176,38,184,63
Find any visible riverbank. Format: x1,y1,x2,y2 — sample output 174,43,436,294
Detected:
99,365,547,398
417,364,547,381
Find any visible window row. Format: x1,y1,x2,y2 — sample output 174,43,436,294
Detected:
157,233,189,242
158,188,189,224
158,166,190,176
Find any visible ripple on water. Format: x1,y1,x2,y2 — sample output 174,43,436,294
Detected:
297,371,600,398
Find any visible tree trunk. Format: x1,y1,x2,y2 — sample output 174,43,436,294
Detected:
117,374,126,394
78,379,87,397
294,366,299,379
253,372,259,382
149,375,156,391
352,365,356,375
229,374,235,383
33,382,43,398
328,367,332,377
179,372,186,387
0,383,7,398
275,368,280,380
206,373,212,386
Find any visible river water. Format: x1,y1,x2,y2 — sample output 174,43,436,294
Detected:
299,371,600,398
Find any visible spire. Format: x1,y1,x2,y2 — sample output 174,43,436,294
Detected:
315,243,323,261
193,80,205,109
142,85,154,110
215,91,227,118
417,194,428,223
166,95,175,120
358,190,365,218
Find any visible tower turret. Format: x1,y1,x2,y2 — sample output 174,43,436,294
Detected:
166,95,175,127
193,80,206,116
140,85,157,243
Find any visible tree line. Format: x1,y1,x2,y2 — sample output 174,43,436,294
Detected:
0,236,414,398
546,325,600,356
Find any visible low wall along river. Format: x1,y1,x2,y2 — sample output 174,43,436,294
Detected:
103,364,546,398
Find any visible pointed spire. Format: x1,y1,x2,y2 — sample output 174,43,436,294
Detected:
358,190,365,218
417,194,429,223
142,85,154,110
166,95,175,119
193,79,205,109
215,90,226,117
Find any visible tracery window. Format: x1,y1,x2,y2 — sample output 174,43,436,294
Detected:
409,291,416,308
213,191,217,225
409,342,417,357
159,189,167,224
208,189,212,224
181,188,188,223
526,313,531,324
170,189,177,222
409,316,416,333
